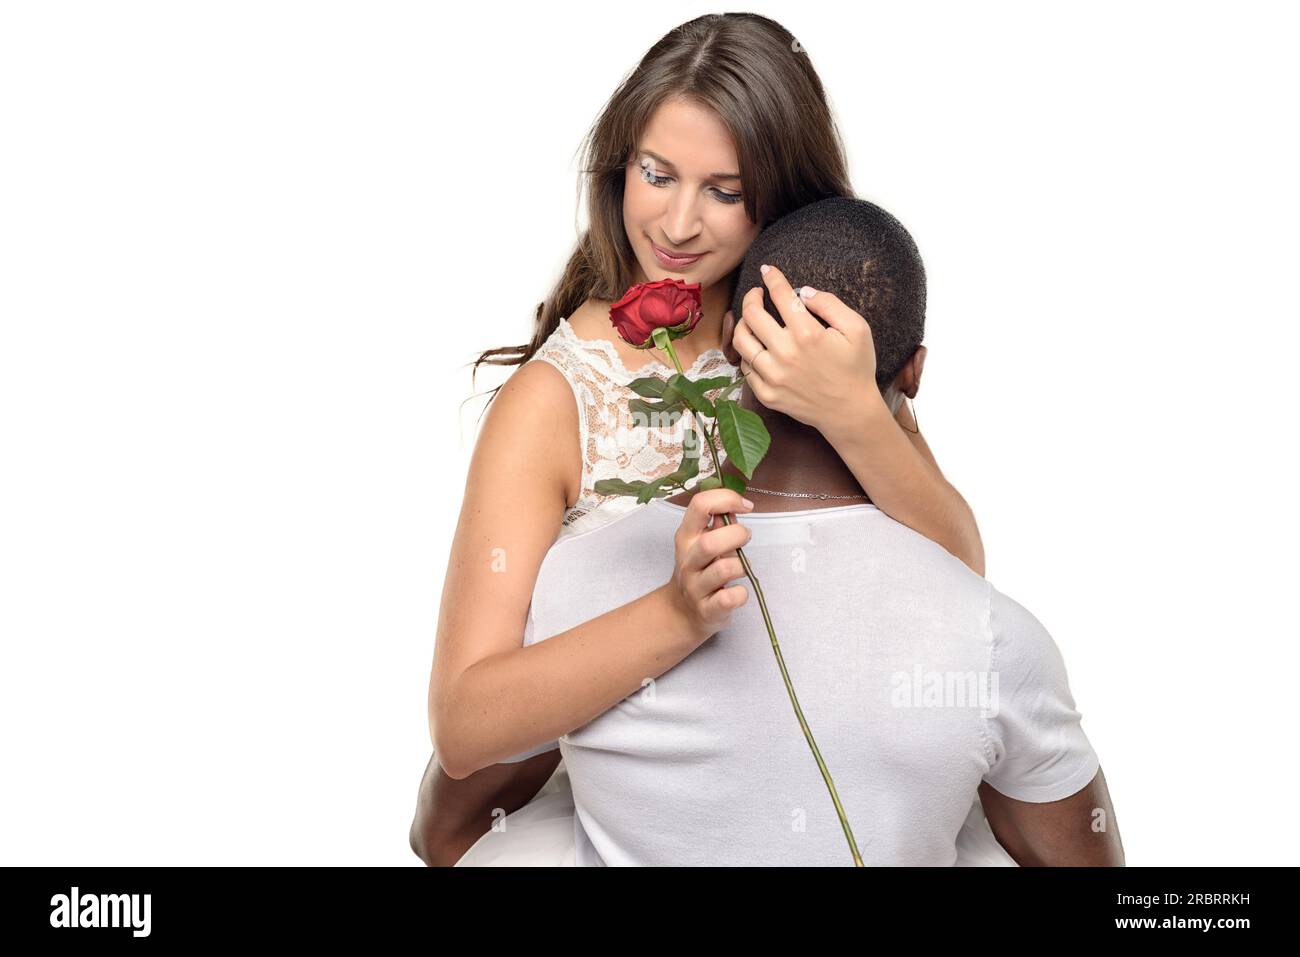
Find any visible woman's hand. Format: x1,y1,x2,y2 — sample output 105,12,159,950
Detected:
729,263,887,432
665,489,755,641
726,266,986,576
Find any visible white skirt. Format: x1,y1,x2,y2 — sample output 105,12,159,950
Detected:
455,757,1017,866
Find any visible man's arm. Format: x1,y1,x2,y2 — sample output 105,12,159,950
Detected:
408,748,562,866
978,767,1125,866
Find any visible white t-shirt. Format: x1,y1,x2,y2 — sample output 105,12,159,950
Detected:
503,498,1101,866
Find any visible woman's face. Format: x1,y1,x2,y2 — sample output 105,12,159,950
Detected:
623,98,761,289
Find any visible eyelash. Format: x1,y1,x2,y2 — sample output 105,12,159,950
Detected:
640,165,743,205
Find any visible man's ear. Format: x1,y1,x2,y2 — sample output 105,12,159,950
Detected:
892,345,926,399
721,309,741,366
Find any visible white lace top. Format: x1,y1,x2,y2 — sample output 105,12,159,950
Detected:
526,316,738,541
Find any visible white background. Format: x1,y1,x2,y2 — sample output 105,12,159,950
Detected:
2,1,1296,865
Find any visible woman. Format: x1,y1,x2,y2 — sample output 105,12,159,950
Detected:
416,12,1007,866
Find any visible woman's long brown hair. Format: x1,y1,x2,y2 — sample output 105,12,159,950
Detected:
467,13,855,415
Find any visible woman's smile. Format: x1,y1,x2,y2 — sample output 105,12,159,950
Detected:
649,238,707,268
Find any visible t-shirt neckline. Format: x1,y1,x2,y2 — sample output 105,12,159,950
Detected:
649,497,878,520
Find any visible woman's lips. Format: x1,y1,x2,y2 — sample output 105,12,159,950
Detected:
650,239,705,268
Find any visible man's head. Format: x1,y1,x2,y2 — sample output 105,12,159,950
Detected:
729,197,927,417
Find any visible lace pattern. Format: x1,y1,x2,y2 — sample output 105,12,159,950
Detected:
526,317,738,541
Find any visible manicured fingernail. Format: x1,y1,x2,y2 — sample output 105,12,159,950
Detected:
799,285,818,299
759,264,770,276
742,498,755,508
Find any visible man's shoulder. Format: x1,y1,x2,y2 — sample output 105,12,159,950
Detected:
862,508,989,583
988,587,1049,639
986,584,1070,673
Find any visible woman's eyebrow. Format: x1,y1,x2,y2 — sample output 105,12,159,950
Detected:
641,148,741,182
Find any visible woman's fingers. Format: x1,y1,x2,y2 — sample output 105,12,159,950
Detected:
740,284,789,359
686,519,752,575
669,490,754,638
732,312,763,366
735,289,782,387
758,263,821,337
694,555,746,597
681,489,752,537
795,286,871,343
704,582,748,616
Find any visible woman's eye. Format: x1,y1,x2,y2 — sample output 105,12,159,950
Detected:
639,161,742,205
641,168,673,187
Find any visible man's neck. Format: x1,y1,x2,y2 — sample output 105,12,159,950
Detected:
667,387,871,513
735,393,871,510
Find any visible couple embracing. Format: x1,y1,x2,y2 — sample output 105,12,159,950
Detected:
412,12,1123,867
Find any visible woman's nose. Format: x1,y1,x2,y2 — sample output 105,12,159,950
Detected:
663,190,702,246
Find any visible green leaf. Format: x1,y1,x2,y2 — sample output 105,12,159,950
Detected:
693,375,736,394
719,376,745,400
714,399,771,479
696,475,722,492
629,376,686,408
635,475,671,504
628,397,663,416
627,376,668,399
666,374,715,417
628,398,684,427
633,444,702,504
594,478,650,497
721,472,748,494
673,444,701,484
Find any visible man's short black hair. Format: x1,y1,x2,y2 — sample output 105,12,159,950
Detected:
730,196,926,396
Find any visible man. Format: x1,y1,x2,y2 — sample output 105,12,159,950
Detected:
412,197,1123,866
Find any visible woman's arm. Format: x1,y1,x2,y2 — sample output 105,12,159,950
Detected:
427,359,712,780
729,265,986,577
821,394,985,577
411,358,591,864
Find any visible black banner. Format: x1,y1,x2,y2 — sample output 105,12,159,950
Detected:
1,865,1278,943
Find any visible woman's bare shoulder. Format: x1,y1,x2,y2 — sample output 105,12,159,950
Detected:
476,356,582,510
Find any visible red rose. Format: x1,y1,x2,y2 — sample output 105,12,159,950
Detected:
608,278,703,349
